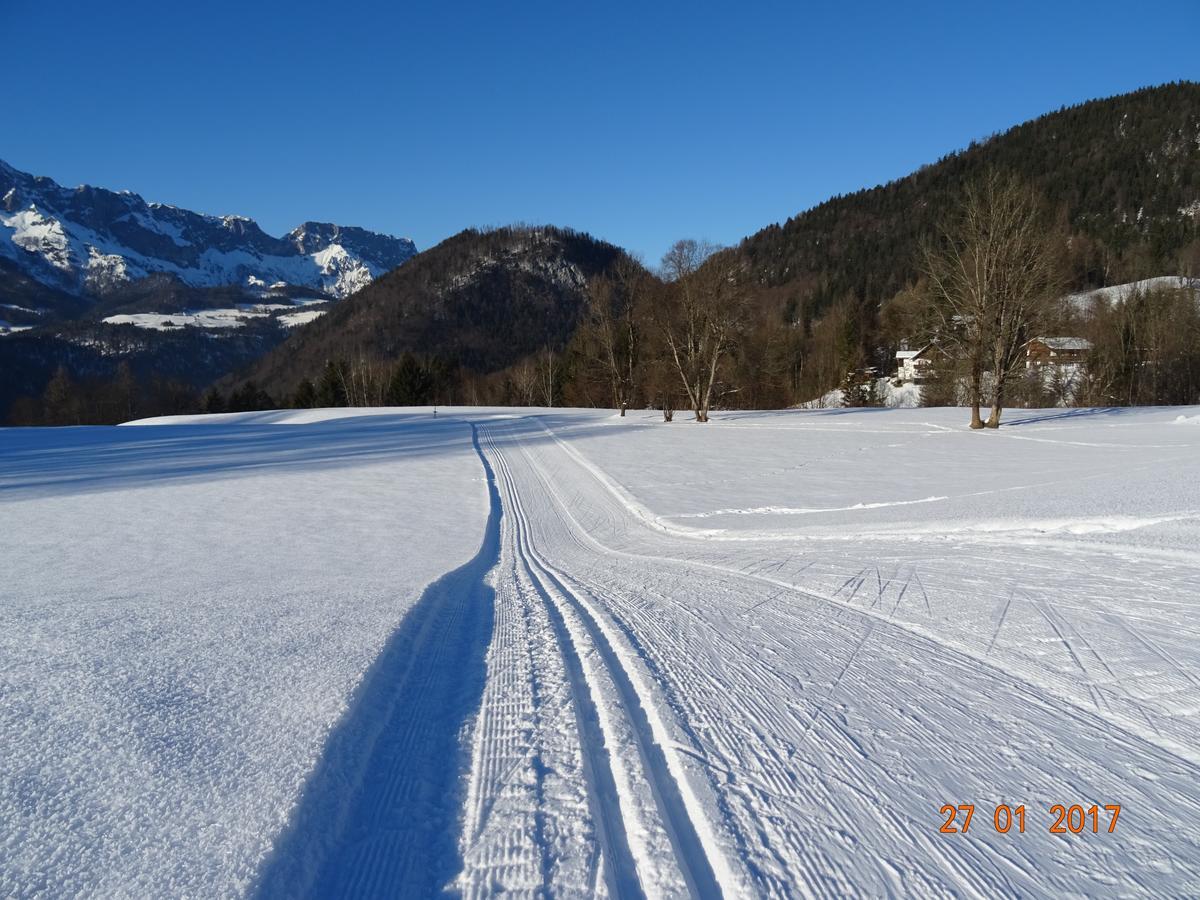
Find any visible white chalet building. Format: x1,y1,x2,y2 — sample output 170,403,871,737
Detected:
895,345,935,383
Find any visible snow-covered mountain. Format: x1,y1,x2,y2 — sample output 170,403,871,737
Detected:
0,159,417,301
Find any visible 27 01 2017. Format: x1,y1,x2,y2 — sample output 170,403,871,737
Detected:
939,803,1122,834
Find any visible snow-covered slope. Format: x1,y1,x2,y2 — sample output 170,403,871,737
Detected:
4,405,1200,896
1066,275,1200,310
101,299,327,332
0,159,417,300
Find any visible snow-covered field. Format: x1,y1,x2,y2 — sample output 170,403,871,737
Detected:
100,299,328,332
3,405,1199,897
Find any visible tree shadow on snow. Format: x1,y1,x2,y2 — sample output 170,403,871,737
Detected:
1002,407,1132,426
0,413,525,499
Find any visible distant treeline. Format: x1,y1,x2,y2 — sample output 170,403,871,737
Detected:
9,275,1199,426
9,363,200,426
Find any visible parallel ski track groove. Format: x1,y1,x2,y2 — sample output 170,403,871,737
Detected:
484,425,727,898
528,416,1200,771
484,429,648,898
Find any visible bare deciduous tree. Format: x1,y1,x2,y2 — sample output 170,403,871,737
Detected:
923,172,1062,428
657,239,743,423
537,347,559,407
583,256,647,415
512,358,538,406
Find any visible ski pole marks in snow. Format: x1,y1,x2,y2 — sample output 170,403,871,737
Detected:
480,409,1200,895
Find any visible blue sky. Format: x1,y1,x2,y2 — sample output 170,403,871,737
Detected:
4,1,1197,263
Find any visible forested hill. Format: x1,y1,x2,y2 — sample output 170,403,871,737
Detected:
11,84,1200,422
236,225,631,399
734,82,1200,326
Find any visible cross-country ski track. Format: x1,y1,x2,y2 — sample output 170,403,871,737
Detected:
4,406,1200,897
268,412,1200,897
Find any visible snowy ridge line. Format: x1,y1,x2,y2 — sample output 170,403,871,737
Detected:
519,416,1200,772
482,425,737,898
669,496,948,518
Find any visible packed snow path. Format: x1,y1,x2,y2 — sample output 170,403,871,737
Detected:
444,413,1200,898
3,406,1200,897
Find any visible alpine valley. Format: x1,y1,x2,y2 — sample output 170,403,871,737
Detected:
2,82,1199,423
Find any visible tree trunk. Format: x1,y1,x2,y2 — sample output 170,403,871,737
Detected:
697,331,723,424
986,330,1009,428
969,359,984,429
986,381,1005,428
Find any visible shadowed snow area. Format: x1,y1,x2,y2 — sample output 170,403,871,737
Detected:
0,412,487,897
3,405,1200,896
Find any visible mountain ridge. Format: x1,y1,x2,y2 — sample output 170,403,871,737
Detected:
4,82,1200,421
234,224,632,400
0,159,417,306
729,81,1200,322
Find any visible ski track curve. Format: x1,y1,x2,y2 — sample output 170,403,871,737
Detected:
255,412,1200,898
468,414,1200,897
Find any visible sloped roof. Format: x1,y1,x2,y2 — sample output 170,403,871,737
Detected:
896,344,932,360
1033,337,1092,351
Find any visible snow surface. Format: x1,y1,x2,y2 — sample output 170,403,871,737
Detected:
277,308,327,328
803,377,923,409
0,413,486,897
101,301,328,332
4,405,1200,896
1033,336,1092,351
1066,275,1200,310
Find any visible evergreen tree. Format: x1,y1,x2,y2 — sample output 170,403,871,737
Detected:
228,381,274,413
291,378,317,409
202,387,227,415
386,354,434,406
316,360,348,408
112,361,138,422
42,366,78,425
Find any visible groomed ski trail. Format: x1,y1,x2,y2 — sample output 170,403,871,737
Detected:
463,415,1200,897
457,425,735,897
252,411,1200,898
